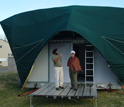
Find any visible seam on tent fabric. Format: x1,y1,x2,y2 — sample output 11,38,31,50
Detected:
16,39,43,63
13,39,43,49
102,36,124,44
112,8,117,26
102,36,124,55
65,6,74,29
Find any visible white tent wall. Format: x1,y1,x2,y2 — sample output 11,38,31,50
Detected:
94,48,117,84
28,44,48,82
49,43,72,83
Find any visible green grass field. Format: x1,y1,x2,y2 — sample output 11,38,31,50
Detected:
0,72,124,107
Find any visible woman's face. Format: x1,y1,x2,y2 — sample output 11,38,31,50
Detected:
71,53,75,58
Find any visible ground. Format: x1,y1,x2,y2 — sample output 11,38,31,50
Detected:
0,66,8,73
0,72,124,107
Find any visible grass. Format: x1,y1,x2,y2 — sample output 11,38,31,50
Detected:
0,66,8,68
0,72,124,107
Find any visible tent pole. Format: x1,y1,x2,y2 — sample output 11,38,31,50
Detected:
18,65,34,96
95,98,97,107
30,96,33,107
22,65,34,90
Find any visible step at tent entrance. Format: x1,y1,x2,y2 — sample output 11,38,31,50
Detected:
1,6,124,86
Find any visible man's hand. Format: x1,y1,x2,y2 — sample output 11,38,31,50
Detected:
54,54,62,63
60,54,62,57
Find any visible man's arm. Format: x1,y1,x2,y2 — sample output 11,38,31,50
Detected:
54,56,61,63
54,54,62,63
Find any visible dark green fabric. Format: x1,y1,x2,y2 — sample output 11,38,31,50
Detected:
1,6,124,85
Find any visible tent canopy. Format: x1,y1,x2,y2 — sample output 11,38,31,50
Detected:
1,5,124,85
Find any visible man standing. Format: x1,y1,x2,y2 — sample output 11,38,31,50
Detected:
52,48,64,90
67,50,83,91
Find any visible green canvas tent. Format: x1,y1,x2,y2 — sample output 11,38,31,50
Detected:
0,5,124,85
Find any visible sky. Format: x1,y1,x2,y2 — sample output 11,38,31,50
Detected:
0,0,124,39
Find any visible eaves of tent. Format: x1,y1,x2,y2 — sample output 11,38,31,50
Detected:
0,5,124,85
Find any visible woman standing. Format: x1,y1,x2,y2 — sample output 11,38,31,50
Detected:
67,50,83,90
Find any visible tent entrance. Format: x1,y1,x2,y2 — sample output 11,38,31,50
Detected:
26,31,119,88
73,44,85,82
51,31,91,83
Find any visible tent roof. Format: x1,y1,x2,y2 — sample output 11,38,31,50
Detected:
1,5,124,85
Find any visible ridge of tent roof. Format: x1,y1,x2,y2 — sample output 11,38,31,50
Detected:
0,5,124,23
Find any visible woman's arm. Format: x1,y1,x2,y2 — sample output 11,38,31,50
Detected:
77,57,83,72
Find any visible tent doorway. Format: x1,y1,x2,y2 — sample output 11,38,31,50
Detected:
26,31,119,89
73,44,85,82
